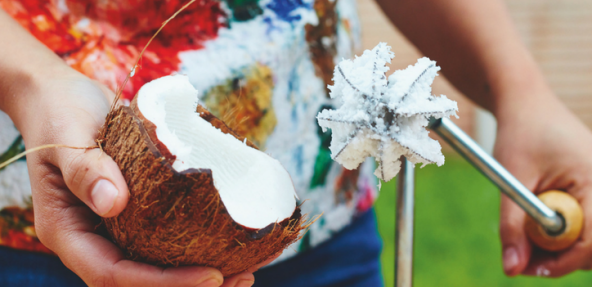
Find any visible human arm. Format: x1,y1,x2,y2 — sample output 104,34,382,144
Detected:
0,9,261,287
376,0,592,277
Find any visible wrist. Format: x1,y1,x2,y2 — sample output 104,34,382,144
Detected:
0,10,81,130
484,49,559,124
1,62,81,130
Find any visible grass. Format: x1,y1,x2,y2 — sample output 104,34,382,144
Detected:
375,153,592,287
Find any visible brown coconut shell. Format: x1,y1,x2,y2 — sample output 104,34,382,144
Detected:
97,100,303,276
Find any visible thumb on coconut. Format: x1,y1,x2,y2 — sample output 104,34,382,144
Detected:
58,147,129,217
500,194,532,276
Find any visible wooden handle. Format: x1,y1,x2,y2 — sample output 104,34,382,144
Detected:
525,190,584,251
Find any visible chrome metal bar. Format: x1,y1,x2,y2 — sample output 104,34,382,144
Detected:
428,117,563,233
395,158,415,287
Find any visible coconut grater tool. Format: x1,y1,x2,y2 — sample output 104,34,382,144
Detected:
394,117,584,287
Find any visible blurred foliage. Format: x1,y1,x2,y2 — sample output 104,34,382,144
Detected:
375,154,592,287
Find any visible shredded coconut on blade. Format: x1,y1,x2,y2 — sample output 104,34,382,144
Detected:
317,43,458,182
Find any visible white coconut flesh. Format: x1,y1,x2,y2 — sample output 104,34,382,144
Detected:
137,75,298,229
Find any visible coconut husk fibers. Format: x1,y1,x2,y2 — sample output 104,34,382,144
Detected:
97,101,304,277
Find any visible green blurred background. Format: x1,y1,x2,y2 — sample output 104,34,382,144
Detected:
375,154,592,287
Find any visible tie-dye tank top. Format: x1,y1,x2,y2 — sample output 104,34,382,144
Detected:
0,0,377,262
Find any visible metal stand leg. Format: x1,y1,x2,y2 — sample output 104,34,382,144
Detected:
395,158,415,287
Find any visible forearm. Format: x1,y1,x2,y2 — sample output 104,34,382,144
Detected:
377,0,556,117
0,9,75,128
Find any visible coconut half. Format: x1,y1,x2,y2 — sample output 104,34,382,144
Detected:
99,75,304,276
137,75,297,229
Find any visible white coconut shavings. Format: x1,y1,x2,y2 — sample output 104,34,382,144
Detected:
317,43,458,182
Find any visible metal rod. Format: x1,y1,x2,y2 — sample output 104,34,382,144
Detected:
428,117,563,233
395,158,415,287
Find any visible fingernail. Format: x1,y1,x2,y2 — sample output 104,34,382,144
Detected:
195,272,223,287
503,247,519,274
197,278,223,287
535,265,550,277
91,180,118,216
237,279,254,287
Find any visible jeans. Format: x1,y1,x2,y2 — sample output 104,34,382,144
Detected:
0,209,382,287
0,247,86,286
253,209,383,287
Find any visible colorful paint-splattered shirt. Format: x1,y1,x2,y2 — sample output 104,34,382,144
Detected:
0,0,377,262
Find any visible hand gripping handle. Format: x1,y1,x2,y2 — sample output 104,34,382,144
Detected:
428,118,583,251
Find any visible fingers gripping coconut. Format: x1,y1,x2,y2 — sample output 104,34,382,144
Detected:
98,75,304,277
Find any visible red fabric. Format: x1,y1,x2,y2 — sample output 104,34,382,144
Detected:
0,0,226,99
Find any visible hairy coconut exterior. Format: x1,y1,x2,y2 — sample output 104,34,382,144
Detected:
98,104,303,276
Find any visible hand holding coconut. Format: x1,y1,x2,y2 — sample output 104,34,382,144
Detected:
98,74,303,277
0,10,266,287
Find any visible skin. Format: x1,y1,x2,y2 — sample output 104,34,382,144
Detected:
1,0,592,284
377,0,592,277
